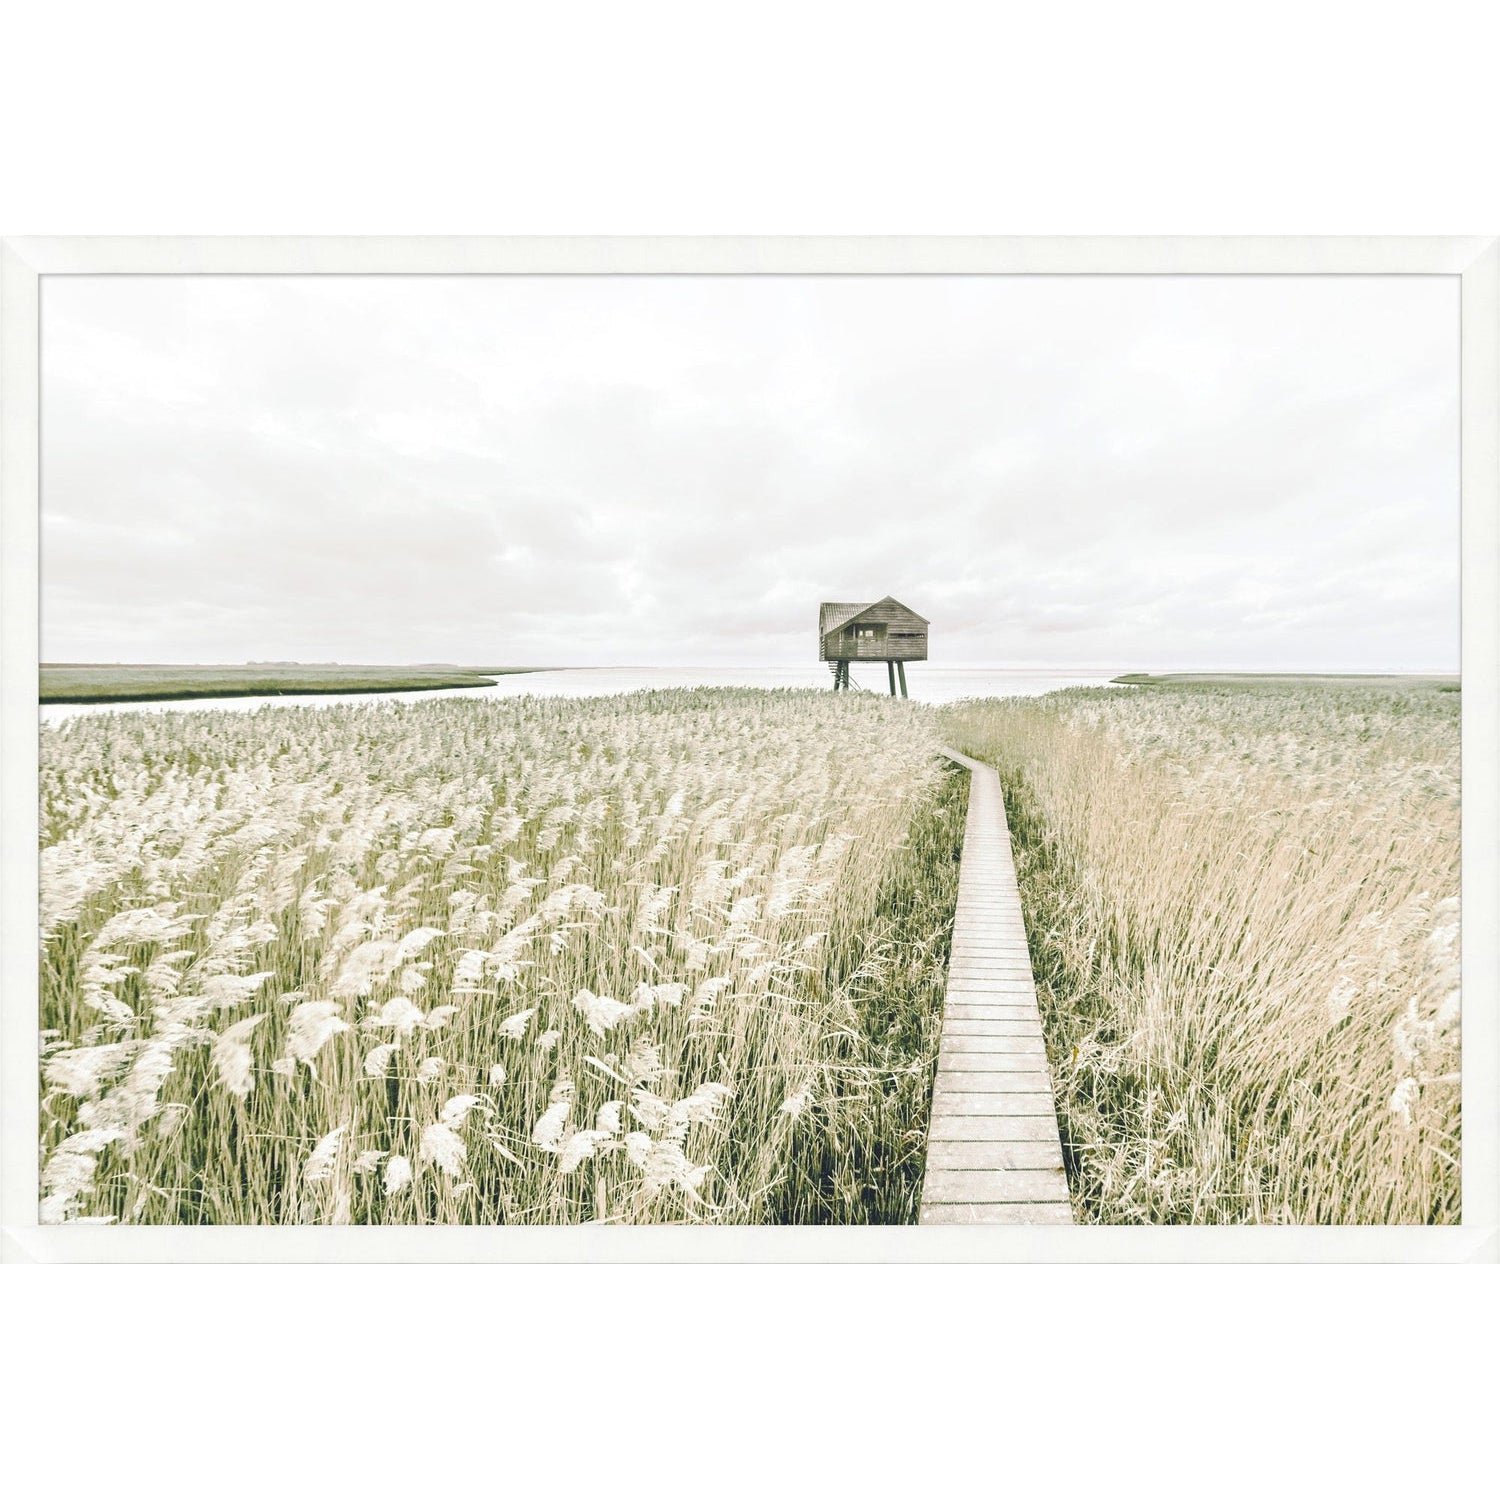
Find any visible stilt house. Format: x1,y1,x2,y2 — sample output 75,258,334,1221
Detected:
818,596,928,694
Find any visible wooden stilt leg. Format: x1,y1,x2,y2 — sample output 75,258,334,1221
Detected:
887,661,896,695
897,661,908,698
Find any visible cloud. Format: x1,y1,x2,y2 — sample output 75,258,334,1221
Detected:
40,273,1459,670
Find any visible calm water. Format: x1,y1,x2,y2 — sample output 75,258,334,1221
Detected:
39,665,1124,725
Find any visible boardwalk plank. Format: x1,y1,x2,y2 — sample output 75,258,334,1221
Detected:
940,1034,1048,1054
934,1069,1056,1091
933,1092,1061,1115
943,1007,1042,1023
942,1019,1047,1037
926,1140,1063,1171
927,1114,1063,1142
923,1168,1070,1204
945,985,1039,1001
937,1052,1048,1074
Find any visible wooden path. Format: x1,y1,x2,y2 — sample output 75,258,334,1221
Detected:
919,749,1073,1225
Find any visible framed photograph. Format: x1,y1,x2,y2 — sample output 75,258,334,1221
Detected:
3,236,1495,1262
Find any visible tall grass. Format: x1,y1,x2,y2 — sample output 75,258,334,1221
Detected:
943,683,1461,1224
774,764,966,1223
39,688,956,1225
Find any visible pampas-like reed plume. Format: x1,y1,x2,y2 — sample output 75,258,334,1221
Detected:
440,1094,481,1127
571,988,631,1035
497,1007,536,1040
532,1078,575,1151
363,1042,400,1077
44,1042,133,1099
283,1000,349,1067
303,1125,346,1184
211,1013,267,1097
419,1122,467,1177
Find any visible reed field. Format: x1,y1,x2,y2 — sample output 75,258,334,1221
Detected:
37,676,1461,1228
38,688,959,1226
943,681,1461,1224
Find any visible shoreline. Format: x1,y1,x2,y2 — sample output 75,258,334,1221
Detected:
39,666,547,705
1111,670,1459,689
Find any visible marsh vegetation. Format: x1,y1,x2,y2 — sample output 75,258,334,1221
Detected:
39,689,957,1225
943,680,1461,1224
38,676,1461,1227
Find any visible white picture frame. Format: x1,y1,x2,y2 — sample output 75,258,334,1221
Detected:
4,235,1495,1263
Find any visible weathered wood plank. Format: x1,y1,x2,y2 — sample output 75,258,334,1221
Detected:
922,1168,1070,1204
934,1069,1056,1092
937,1052,1049,1074
942,1020,1038,1032
946,971,1036,983
945,999,1040,1013
940,1033,1048,1054
926,1140,1063,1171
933,1092,1062,1115
942,1018,1047,1037
949,958,1036,972
945,983,1039,999
943,988,1037,1002
927,1114,1063,1142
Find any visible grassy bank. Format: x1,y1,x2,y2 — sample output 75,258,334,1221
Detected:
39,688,953,1225
40,663,541,704
943,681,1460,1225
1113,671,1459,691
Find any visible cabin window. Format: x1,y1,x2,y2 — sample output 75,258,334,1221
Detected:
848,624,886,642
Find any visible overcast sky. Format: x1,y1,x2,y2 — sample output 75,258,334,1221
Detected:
41,274,1459,670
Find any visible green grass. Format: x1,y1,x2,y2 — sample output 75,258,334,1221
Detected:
1112,670,1458,690
40,663,542,704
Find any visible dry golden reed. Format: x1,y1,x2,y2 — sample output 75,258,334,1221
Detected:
944,682,1460,1224
39,688,945,1225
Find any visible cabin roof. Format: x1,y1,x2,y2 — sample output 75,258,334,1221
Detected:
819,595,929,641
819,602,869,637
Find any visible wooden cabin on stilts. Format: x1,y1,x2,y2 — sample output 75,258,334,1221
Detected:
818,597,929,696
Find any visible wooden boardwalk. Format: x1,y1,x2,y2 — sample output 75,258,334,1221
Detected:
919,749,1073,1225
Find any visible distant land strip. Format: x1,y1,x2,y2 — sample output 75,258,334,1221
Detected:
40,664,545,705
1112,671,1459,691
